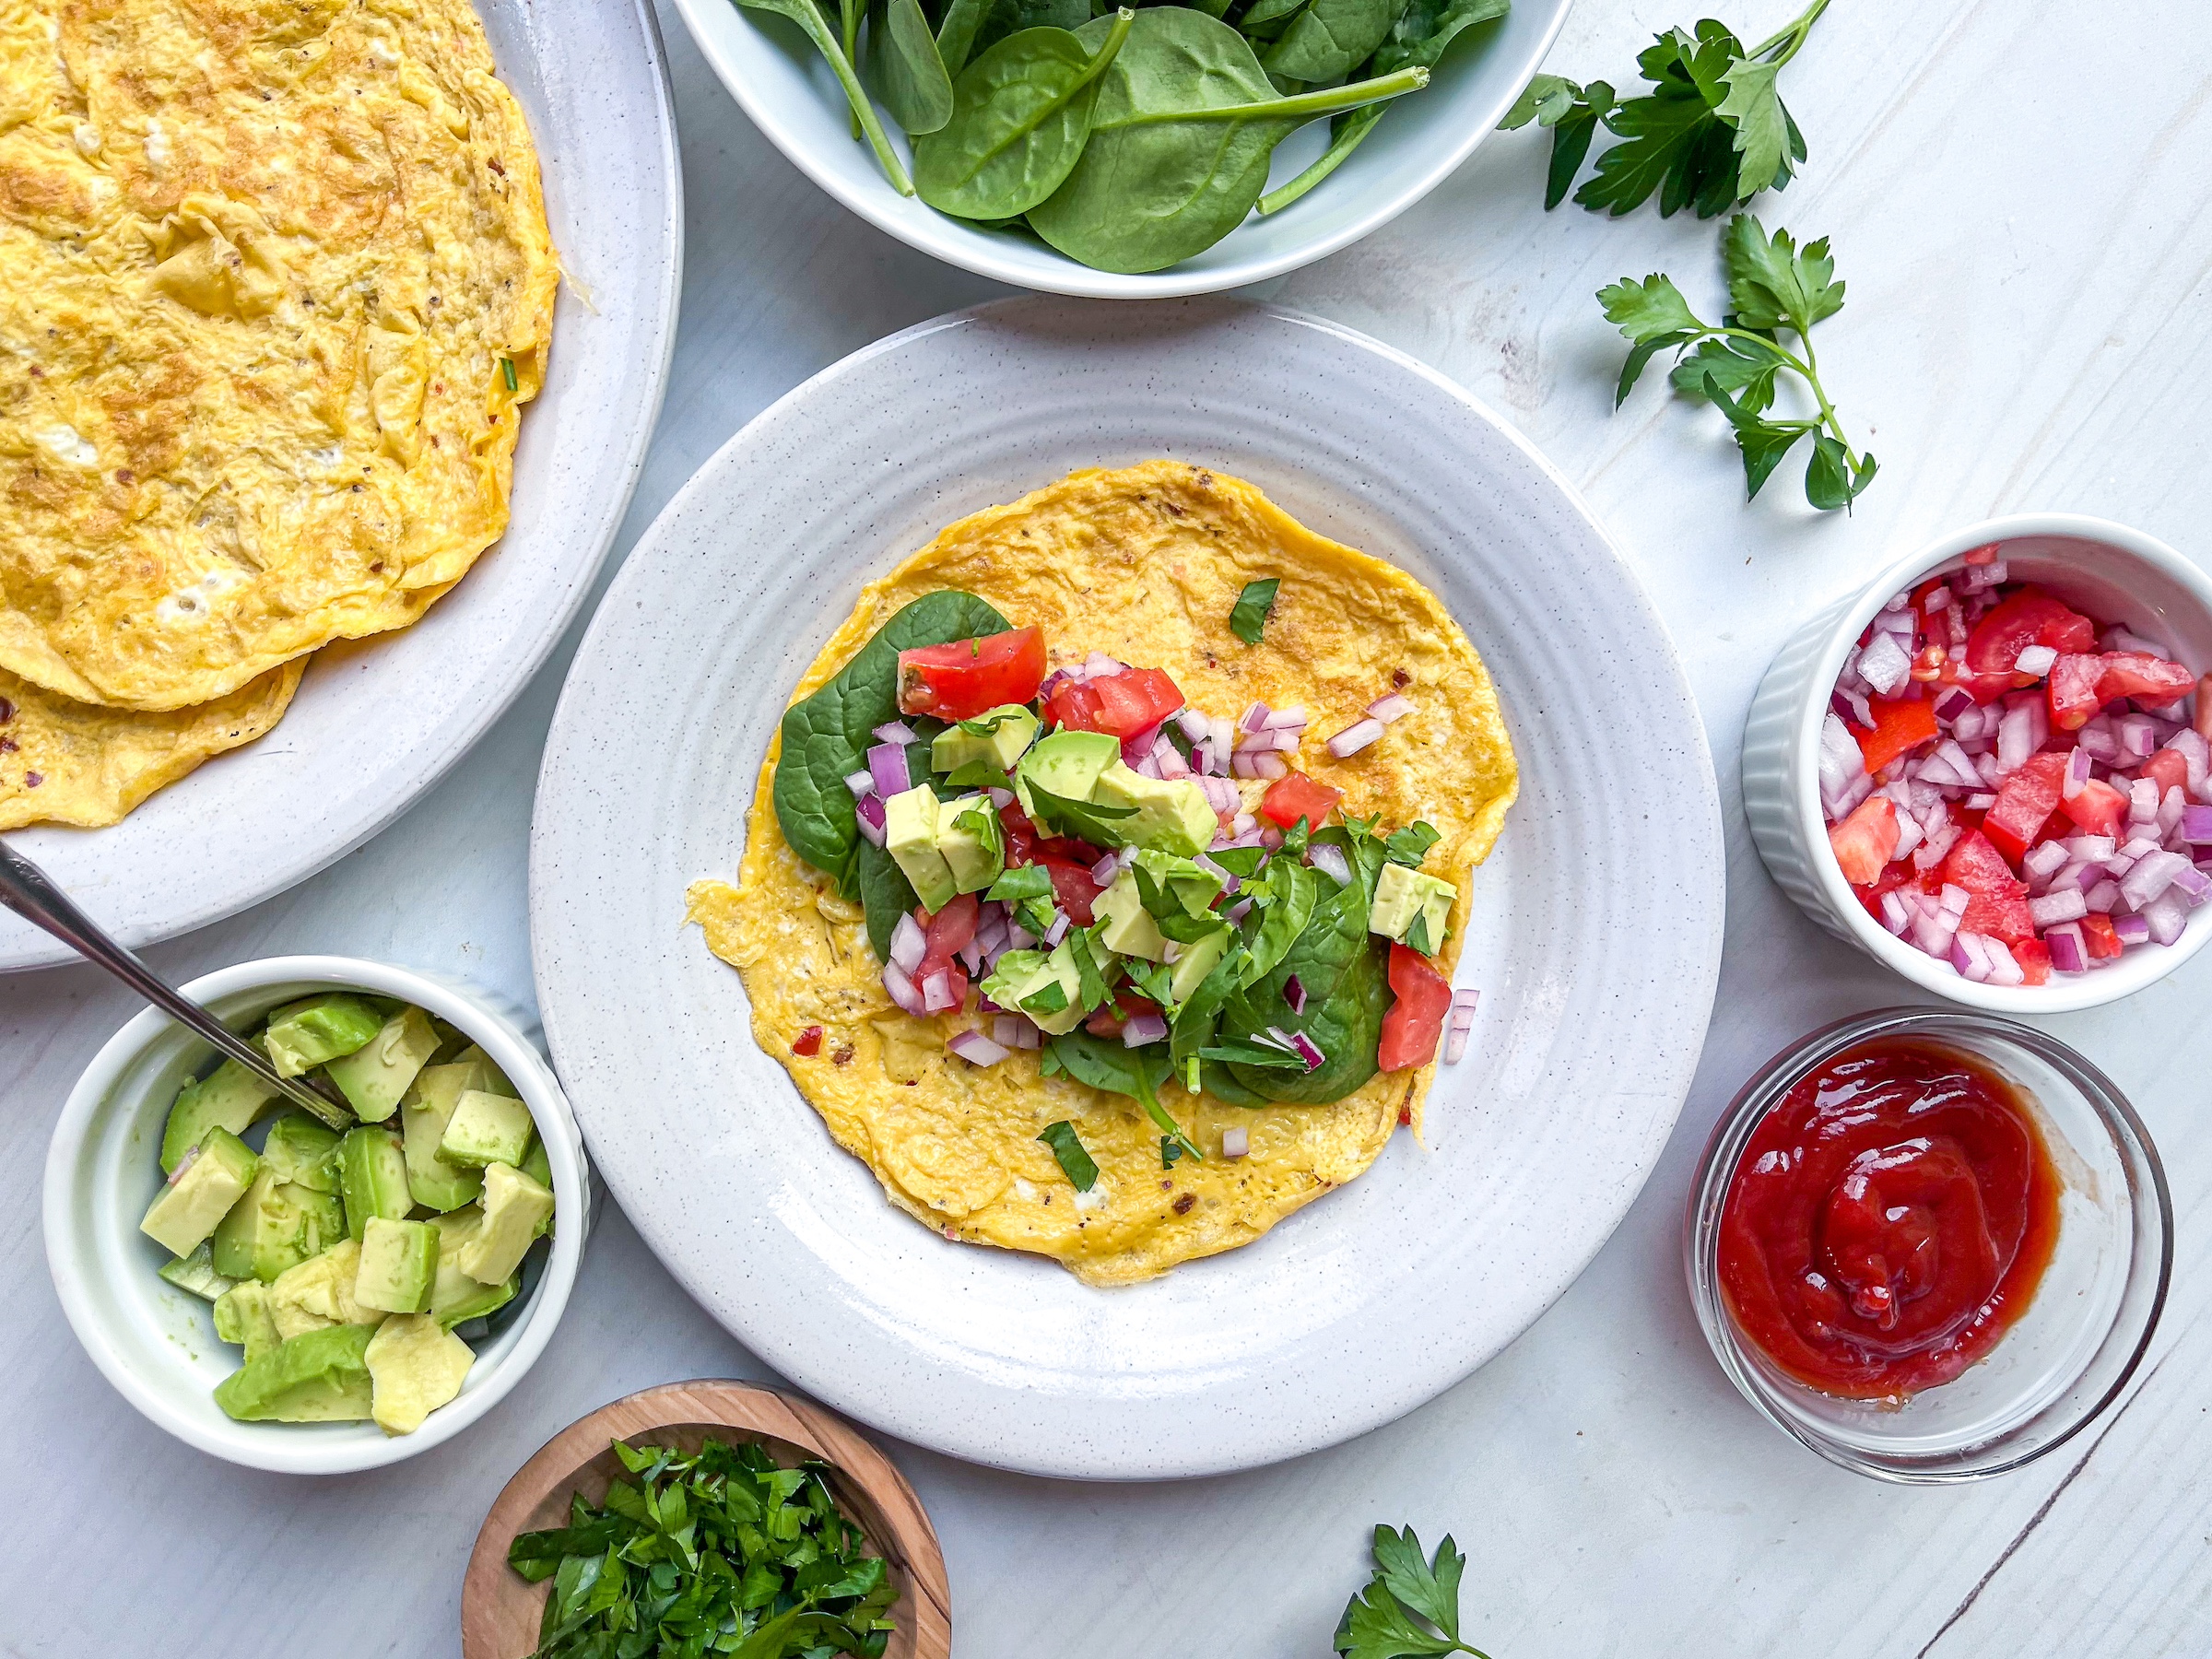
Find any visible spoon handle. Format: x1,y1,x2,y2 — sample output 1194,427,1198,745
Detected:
0,838,349,1127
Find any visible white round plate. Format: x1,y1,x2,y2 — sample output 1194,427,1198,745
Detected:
0,0,683,973
530,298,1724,1479
668,0,1571,299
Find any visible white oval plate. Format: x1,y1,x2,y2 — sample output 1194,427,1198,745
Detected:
0,0,683,973
530,299,1724,1479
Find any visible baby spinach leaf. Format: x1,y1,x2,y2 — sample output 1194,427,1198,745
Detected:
1047,1029,1175,1099
1037,1120,1100,1190
1170,948,1244,1069
1029,7,1427,274
1239,855,1316,986
1230,577,1280,644
734,0,916,194
771,590,1009,899
867,0,957,134
1224,852,1385,1101
935,0,992,73
856,835,921,963
1236,0,1312,37
1262,0,1405,86
987,864,1054,903
915,10,1134,218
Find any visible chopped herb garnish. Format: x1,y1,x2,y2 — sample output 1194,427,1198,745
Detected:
507,1435,900,1659
1335,1524,1491,1659
1230,578,1281,645
987,865,1054,903
1020,979,1070,1015
1023,781,1137,844
1037,1121,1099,1191
1403,911,1435,956
500,355,518,392
1382,821,1441,867
1161,1135,1186,1171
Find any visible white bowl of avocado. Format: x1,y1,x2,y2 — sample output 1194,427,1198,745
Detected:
43,956,591,1475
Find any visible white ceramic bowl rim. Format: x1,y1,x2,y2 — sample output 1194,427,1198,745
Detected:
42,955,590,1476
1796,512,2212,1014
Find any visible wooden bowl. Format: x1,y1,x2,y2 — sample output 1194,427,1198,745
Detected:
462,1380,951,1658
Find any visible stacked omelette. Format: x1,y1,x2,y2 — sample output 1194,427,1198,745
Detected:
0,0,556,830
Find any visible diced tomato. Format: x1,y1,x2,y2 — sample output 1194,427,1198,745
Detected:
2060,777,2127,840
2011,938,2053,986
792,1025,824,1057
1962,543,2001,566
1965,587,2098,676
1852,859,1929,922
1940,831,2037,946
1036,857,1103,927
1854,695,1939,774
1084,990,1159,1039
1259,771,1343,831
2081,913,2123,959
915,894,978,1009
897,627,1046,722
1828,795,1900,886
1378,945,1453,1073
1050,665,1184,738
1982,752,2069,866
998,803,1101,870
2097,652,2194,710
2047,653,2106,730
2143,748,2189,801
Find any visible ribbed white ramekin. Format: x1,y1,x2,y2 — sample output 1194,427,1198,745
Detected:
1742,513,2212,1012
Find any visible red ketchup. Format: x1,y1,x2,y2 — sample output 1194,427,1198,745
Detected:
1718,1037,2061,1400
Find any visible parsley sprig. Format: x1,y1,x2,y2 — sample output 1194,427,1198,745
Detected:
1335,1525,1491,1659
1601,213,1877,511
1501,0,1829,216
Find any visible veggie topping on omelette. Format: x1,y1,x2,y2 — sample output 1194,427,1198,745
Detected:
688,462,1516,1285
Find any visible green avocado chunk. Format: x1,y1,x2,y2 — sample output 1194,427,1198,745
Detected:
427,1206,519,1327
935,793,1006,895
437,1088,535,1170
398,1060,500,1212
1369,861,1454,950
322,1006,441,1123
1090,762,1217,857
338,1126,414,1240
259,994,387,1078
214,1323,376,1423
141,1127,260,1258
883,784,959,913
210,1168,333,1284
157,1241,238,1302
159,1059,283,1174
931,703,1039,777
978,946,1085,1035
355,1218,439,1315
212,1281,281,1362
1012,728,1119,822
457,1162,555,1286
260,1113,343,1192
364,1312,474,1435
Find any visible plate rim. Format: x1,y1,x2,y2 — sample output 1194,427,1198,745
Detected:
529,296,1725,1477
0,0,685,973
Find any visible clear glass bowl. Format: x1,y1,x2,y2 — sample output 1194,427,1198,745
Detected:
1684,1008,2171,1483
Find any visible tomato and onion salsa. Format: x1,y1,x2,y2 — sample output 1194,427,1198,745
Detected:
1823,546,2212,983
1718,1037,2061,1401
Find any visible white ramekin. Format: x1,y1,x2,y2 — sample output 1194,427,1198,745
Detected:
43,956,592,1475
1742,514,2212,1013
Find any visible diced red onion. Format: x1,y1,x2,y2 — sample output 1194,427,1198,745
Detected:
1933,687,1974,723
2171,728,2209,792
882,960,926,1016
1175,708,1212,744
1890,810,1924,863
1284,974,1307,1015
1287,1031,1324,1071
2062,834,2117,862
2143,893,2188,945
1259,825,1285,851
1996,702,2038,772
2119,834,2162,863
1088,853,1120,886
843,769,876,799
1832,687,1874,729
2114,913,2153,945
1224,898,1253,925
2030,888,2088,927
1005,922,1038,952
1121,1013,1168,1047
1938,884,1971,918
1949,931,1991,982
1326,717,1386,759
921,971,958,1013
1230,749,1256,779
2013,643,2057,677
1366,692,1415,724
1308,843,1352,888
1260,705,1308,732
2104,625,2169,657
1240,701,1272,734
1251,752,1288,780
1857,630,1912,696
2084,879,2122,912
947,1029,1008,1066
1959,559,2008,592
855,794,888,848
1879,889,1912,935
2182,806,2212,845
1132,752,1164,781
873,721,919,746
2077,719,2120,762
2117,714,2159,762
1043,912,1071,947
2044,923,2088,973
2120,849,2190,909
1964,792,1997,810
888,912,928,974
1231,811,1257,837
1197,775,1240,813
2021,841,2071,882
2171,865,2212,905
1084,651,1126,680
956,938,984,976
986,787,1015,809
1984,937,2024,985
867,743,911,798
1222,1126,1250,1158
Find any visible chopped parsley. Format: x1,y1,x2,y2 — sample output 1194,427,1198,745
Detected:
1037,1121,1099,1191
1230,578,1280,645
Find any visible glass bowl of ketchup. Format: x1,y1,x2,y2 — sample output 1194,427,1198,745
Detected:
1686,1008,2171,1482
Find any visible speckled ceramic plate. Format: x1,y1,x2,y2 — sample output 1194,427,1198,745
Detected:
0,0,681,973
530,298,1724,1480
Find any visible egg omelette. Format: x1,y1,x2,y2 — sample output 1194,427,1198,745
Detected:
687,462,1519,1287
0,0,556,818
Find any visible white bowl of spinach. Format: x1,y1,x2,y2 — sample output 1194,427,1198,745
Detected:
670,0,1571,293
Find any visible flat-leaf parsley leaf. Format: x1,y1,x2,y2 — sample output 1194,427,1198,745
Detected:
1335,1524,1492,1659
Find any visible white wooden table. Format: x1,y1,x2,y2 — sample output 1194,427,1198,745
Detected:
6,1,2209,1652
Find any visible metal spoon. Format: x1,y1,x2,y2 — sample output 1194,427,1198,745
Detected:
0,837,351,1128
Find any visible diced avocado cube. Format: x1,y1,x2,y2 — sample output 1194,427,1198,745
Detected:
519,1138,554,1240
364,1312,474,1435
141,1128,260,1258
428,1206,520,1327
935,793,1005,895
1133,849,1226,918
398,1063,492,1212
1091,762,1217,857
213,1281,280,1361
214,1323,376,1423
267,1237,378,1339
1370,862,1455,951
1094,870,1169,961
884,785,958,912
209,1167,314,1283
355,1218,440,1315
457,1162,555,1286
443,1047,520,1096
159,1058,283,1174
294,1182,347,1258
322,1006,441,1123
1169,924,1233,1003
438,1088,535,1170
259,994,387,1078
1013,728,1120,824
979,947,1084,1036
338,1126,414,1240
931,704,1040,777
157,1241,237,1302
260,1113,343,1192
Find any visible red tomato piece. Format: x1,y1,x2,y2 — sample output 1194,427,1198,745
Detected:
1084,990,1159,1039
2097,652,2194,710
1052,666,1183,738
792,1025,824,1057
915,894,978,1009
1043,678,1103,731
1982,752,2069,866
2011,938,2053,987
2081,913,2123,959
1379,945,1453,1072
1854,696,1940,774
2060,777,2127,841
1828,795,1900,886
2142,748,2189,801
1964,587,2098,675
1259,771,1344,831
2046,653,2106,730
1940,831,2037,946
897,627,1046,722
1036,857,1103,927
997,803,1100,869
